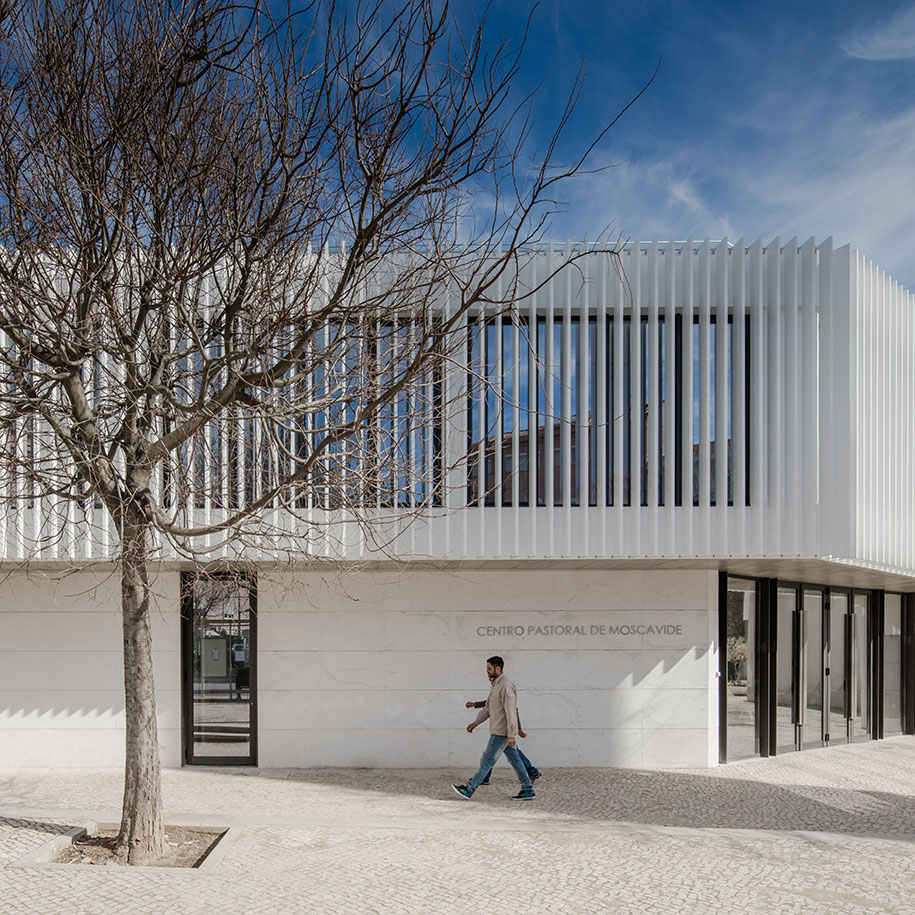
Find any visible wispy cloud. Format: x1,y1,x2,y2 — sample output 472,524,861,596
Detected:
844,6,915,61
488,0,915,287
744,106,915,281
545,98,915,288
545,153,737,246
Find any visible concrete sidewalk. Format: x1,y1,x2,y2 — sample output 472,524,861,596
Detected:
2,737,914,914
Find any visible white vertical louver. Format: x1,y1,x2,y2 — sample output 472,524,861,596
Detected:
3,238,914,577
852,250,915,573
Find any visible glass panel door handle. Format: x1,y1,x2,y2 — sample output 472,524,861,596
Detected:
845,613,854,720
794,609,805,726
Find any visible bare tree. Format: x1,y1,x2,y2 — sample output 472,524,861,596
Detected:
0,0,637,863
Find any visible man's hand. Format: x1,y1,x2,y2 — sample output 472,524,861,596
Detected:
466,723,476,733
518,729,527,739
506,736,515,746
465,701,474,709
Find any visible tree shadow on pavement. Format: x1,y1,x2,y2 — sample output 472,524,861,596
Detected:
0,816,77,837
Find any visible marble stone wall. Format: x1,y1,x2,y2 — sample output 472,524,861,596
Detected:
0,566,719,768
0,570,181,767
257,568,720,768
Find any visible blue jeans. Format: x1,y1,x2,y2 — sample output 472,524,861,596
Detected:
467,735,533,793
482,746,539,781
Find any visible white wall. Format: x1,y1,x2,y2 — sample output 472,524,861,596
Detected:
0,566,718,768
0,570,181,767
257,568,719,769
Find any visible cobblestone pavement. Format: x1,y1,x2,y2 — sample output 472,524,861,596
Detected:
1,738,914,914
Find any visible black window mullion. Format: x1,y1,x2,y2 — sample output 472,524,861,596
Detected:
904,594,915,735
248,577,259,766
180,572,194,766
744,314,752,506
757,577,776,757
674,313,683,506
873,590,885,740
718,571,728,763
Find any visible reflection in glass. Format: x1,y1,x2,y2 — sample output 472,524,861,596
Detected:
802,590,824,749
828,592,849,744
725,578,758,759
884,594,904,736
851,593,870,741
189,575,254,760
776,586,798,753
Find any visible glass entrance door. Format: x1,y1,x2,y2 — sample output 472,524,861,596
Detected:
801,588,825,749
725,577,758,760
722,577,883,761
827,591,849,744
775,585,799,753
850,591,871,742
884,594,904,735
182,573,257,765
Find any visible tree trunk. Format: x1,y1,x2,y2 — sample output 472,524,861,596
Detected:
117,511,166,864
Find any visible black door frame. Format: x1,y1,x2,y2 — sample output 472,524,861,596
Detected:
905,594,915,735
180,571,258,766
871,590,885,740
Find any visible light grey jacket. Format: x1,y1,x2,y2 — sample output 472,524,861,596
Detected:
473,700,522,731
471,673,519,738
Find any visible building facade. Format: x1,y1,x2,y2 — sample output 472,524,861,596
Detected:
1,237,913,769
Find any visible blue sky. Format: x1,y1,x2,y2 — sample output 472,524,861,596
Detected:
475,0,915,288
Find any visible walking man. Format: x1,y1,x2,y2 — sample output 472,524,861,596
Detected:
452,656,535,800
465,676,541,785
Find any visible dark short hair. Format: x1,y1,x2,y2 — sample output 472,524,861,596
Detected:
487,655,504,670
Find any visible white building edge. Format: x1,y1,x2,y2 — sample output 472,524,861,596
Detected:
1,236,913,769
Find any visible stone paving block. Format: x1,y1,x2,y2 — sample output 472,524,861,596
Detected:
0,738,913,914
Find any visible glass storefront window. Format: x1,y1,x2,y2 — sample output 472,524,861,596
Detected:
776,586,798,754
801,589,825,749
725,577,758,759
885,594,904,736
851,592,871,741
722,577,908,762
828,592,849,744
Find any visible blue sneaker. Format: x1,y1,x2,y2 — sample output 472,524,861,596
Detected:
511,788,535,800
480,777,490,786
451,783,472,799
530,770,541,781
